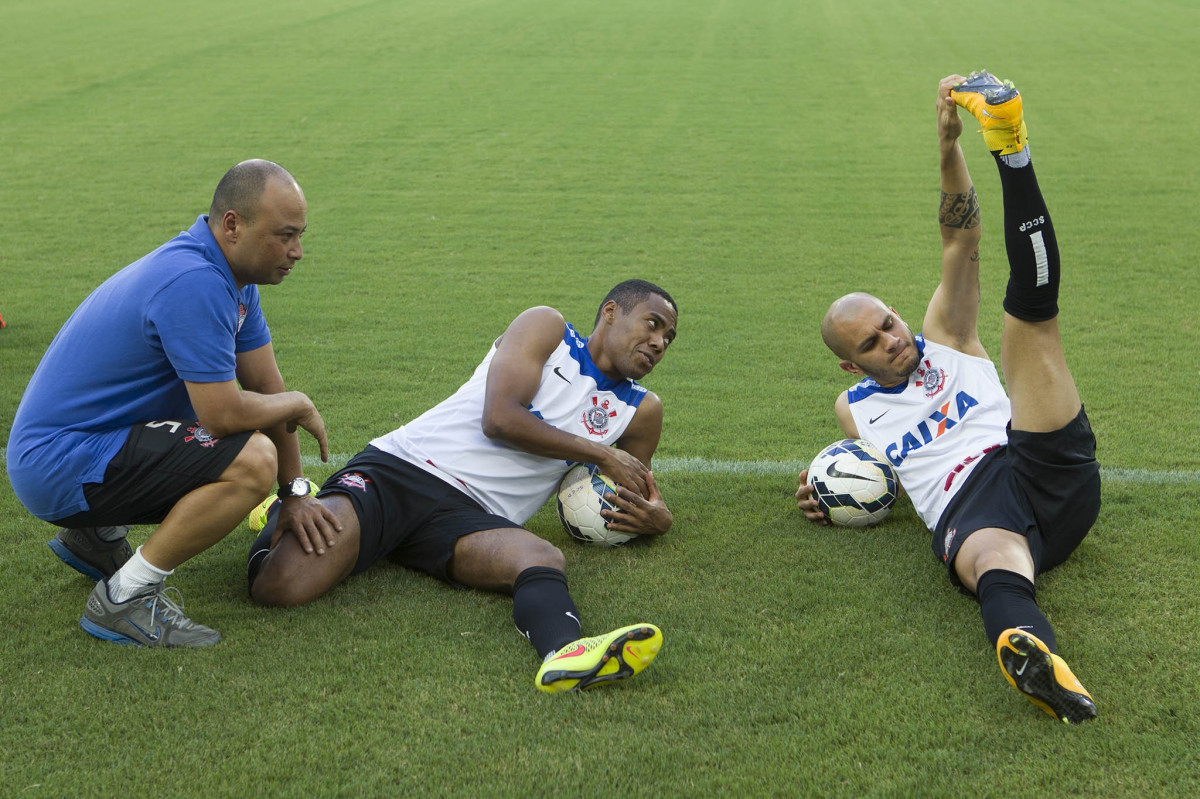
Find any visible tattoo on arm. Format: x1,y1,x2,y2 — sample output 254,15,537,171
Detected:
939,187,981,229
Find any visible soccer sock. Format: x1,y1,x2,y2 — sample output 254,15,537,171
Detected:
975,568,1058,653
107,546,172,603
512,566,582,659
995,155,1061,322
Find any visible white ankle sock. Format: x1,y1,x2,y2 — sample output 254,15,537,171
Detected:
107,546,173,603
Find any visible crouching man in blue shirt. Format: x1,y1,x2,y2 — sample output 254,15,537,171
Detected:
8,159,340,647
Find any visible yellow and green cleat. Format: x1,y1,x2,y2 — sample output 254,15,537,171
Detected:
247,495,278,533
536,623,663,693
247,479,316,532
951,70,1028,156
996,628,1097,723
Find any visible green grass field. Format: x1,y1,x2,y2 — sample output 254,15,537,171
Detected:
3,0,1199,795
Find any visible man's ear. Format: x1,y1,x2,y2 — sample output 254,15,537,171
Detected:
220,210,241,244
838,360,863,376
601,300,618,324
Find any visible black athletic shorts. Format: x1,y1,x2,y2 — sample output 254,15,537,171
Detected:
933,406,1101,584
317,446,519,581
50,420,254,527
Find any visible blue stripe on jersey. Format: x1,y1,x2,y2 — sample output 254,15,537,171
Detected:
847,380,907,403
563,323,648,407
846,334,927,404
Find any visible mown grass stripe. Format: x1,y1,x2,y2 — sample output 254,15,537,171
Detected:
300,453,1200,483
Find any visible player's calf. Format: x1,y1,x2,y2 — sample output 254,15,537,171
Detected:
953,72,1062,323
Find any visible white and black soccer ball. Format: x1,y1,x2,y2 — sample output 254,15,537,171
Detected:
807,439,899,527
556,463,633,546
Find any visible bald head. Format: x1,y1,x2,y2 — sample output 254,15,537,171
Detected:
209,159,299,224
821,292,888,360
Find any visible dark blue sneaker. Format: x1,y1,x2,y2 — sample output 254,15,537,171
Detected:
48,527,132,581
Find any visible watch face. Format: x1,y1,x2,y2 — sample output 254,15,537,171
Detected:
281,478,311,498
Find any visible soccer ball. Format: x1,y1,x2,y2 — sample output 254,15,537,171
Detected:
807,439,899,527
556,464,633,546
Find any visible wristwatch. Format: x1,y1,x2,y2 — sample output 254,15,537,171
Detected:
277,477,313,499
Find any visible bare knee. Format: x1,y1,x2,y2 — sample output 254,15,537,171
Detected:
250,540,355,608
224,433,278,496
969,551,1030,587
955,528,1034,592
251,550,328,607
451,528,566,591
521,537,566,574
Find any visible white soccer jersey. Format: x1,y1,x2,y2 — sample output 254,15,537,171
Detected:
371,323,648,524
845,335,1011,530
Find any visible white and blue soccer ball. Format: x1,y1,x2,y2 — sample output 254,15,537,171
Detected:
807,439,899,527
556,463,633,546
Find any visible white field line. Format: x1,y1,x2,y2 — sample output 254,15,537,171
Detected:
301,454,1200,484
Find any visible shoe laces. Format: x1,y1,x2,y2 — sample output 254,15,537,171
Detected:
146,585,193,628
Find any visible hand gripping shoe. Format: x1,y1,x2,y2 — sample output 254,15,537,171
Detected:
951,70,1028,156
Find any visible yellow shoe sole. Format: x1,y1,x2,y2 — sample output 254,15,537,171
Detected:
996,628,1097,723
536,623,663,693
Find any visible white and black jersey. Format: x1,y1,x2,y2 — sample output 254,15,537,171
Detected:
371,323,648,524
846,335,1012,530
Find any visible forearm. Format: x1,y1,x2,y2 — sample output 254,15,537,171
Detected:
236,367,303,481
939,135,975,197
482,404,613,466
195,389,313,439
261,422,304,484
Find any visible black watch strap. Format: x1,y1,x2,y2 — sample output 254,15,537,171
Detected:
277,477,312,499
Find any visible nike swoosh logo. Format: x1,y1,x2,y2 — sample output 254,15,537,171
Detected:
869,410,890,424
128,618,162,642
1014,659,1030,677
553,367,570,384
556,644,586,660
825,464,876,482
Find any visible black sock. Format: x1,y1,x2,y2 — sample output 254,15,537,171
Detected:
975,568,1058,652
995,158,1061,322
512,566,582,658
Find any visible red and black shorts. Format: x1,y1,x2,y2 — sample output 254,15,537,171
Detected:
51,420,254,528
933,406,1101,584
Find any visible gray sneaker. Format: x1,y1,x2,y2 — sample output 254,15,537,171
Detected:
48,527,132,581
81,580,221,648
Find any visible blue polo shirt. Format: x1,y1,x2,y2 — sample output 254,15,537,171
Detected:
7,215,272,520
